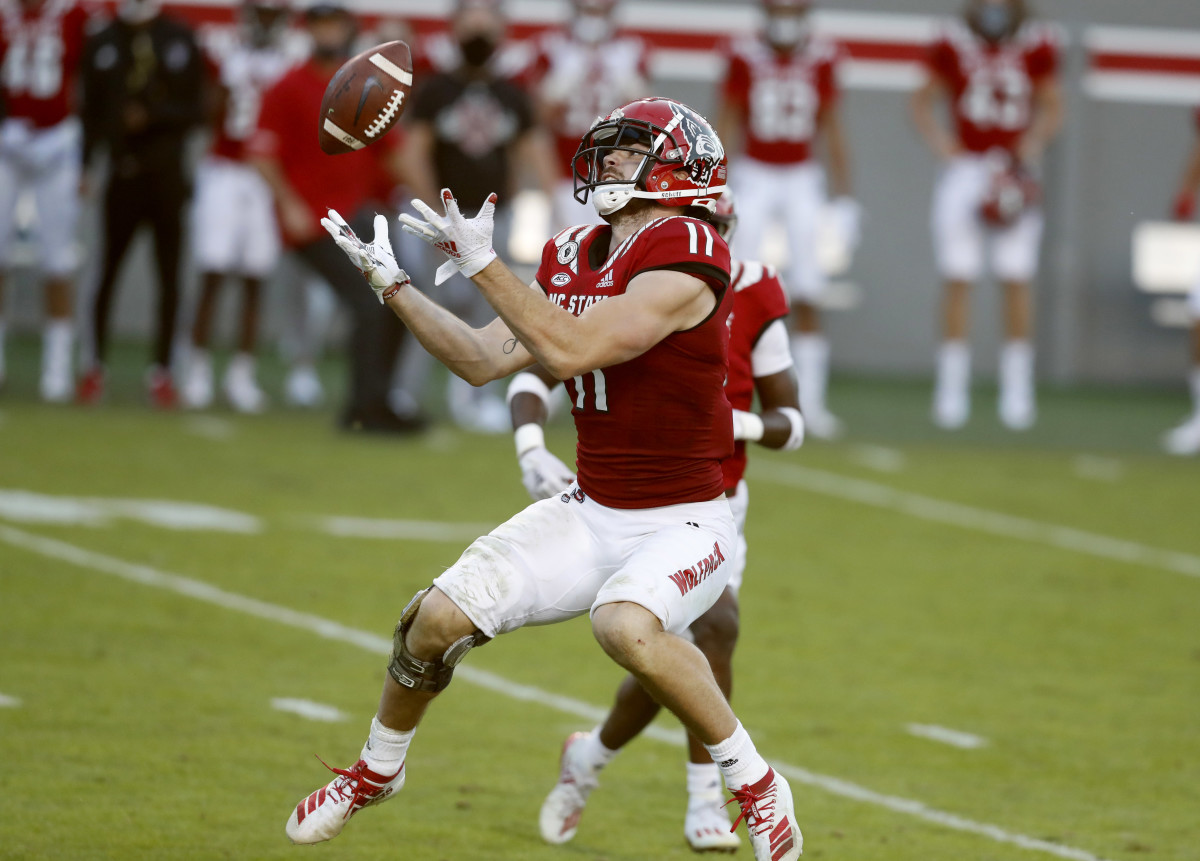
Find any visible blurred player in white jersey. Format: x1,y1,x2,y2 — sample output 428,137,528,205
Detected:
529,0,649,231
910,0,1062,430
509,193,804,853
0,0,91,400
716,0,857,440
1163,106,1200,456
181,0,294,413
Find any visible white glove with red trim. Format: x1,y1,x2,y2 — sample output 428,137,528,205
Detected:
321,210,409,303
397,188,498,286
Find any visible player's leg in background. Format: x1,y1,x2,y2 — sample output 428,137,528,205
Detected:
993,206,1044,430
182,158,231,410
931,156,986,429
79,170,144,403
1163,290,1200,455
784,162,841,439
730,156,774,265
0,144,21,392
183,271,223,409
145,168,189,408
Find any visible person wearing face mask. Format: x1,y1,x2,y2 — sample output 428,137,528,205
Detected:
398,0,557,433
528,0,650,230
716,0,858,441
76,0,205,407
247,1,419,434
910,0,1063,431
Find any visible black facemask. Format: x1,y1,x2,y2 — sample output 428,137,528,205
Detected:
459,34,497,68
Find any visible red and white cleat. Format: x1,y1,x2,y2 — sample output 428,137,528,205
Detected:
76,366,105,406
285,758,404,844
726,768,802,861
538,731,599,844
686,792,741,853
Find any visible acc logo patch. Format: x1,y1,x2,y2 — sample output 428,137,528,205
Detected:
550,272,572,287
556,240,579,266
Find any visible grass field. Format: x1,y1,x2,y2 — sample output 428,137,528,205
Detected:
1,338,1198,861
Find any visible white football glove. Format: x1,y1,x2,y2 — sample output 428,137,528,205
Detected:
519,446,576,501
397,189,498,286
320,210,409,303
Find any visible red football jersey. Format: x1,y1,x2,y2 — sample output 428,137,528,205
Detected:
925,20,1059,154
721,259,790,491
720,34,840,165
530,30,649,178
202,32,294,162
0,0,90,128
535,217,733,509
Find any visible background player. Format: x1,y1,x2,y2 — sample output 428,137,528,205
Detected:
509,193,804,853
0,0,92,401
529,0,649,230
180,0,294,413
910,0,1062,431
1163,106,1200,456
716,0,857,440
287,98,802,861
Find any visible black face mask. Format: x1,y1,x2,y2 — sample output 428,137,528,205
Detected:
459,34,497,68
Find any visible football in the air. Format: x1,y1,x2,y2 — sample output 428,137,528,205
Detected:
318,40,413,155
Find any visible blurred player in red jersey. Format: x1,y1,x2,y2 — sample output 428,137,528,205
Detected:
0,0,92,400
529,0,649,230
716,0,857,440
180,0,295,413
289,98,803,861
248,1,418,434
910,0,1063,430
1163,106,1200,456
507,192,804,853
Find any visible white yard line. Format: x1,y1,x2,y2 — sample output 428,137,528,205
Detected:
849,444,907,474
0,693,22,708
0,523,1111,861
271,697,349,723
906,723,989,750
1071,456,1124,483
749,463,1200,581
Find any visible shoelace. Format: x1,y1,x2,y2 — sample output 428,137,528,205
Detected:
315,757,380,819
724,783,777,835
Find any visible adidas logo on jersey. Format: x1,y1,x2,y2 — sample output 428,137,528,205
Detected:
596,270,615,290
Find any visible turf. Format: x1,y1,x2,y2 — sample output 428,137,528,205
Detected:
1,338,1197,860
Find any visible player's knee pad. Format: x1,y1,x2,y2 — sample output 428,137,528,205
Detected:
387,587,490,693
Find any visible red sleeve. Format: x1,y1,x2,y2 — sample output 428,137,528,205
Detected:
815,54,838,106
924,36,957,83
629,218,731,296
534,235,560,294
1026,36,1058,80
752,269,791,336
720,49,750,109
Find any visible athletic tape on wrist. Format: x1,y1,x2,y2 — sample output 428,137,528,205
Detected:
506,371,552,406
778,406,805,451
381,276,408,301
514,422,546,457
731,409,765,442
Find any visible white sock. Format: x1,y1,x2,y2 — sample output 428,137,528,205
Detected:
575,727,619,773
43,318,73,359
791,333,830,415
228,351,256,376
686,761,724,802
1189,366,1200,415
936,340,971,395
360,716,413,776
705,722,769,791
999,340,1034,398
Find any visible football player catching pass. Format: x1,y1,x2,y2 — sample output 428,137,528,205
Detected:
181,0,295,413
0,0,91,400
716,0,857,440
1163,106,1200,456
292,97,802,861
507,191,804,853
910,0,1063,430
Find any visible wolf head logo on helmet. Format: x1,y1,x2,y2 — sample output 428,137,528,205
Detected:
572,97,727,218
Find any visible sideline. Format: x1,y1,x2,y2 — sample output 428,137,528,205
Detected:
0,523,1111,861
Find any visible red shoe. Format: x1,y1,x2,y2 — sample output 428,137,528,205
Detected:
285,758,404,844
147,366,178,410
726,768,802,861
76,367,105,405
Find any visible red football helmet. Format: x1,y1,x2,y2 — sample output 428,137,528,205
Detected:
979,156,1039,227
572,97,727,217
710,189,738,242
